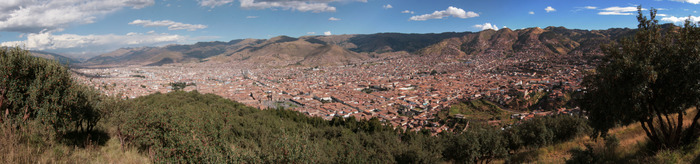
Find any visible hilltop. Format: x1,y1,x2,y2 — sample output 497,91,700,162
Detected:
76,26,641,67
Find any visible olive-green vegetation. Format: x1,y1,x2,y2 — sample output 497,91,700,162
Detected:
0,47,104,138
435,99,514,127
448,99,503,117
581,7,700,149
0,47,593,163
0,47,126,163
113,92,591,163
168,82,188,91
504,115,592,150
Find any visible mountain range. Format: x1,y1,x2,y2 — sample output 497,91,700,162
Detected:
29,50,82,65
61,26,645,67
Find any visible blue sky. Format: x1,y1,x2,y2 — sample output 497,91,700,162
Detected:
0,0,699,58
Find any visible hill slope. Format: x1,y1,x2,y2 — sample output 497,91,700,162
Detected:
28,50,81,65
82,26,642,67
418,26,636,58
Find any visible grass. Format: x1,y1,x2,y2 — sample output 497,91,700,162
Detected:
0,123,149,164
447,99,511,121
512,108,700,163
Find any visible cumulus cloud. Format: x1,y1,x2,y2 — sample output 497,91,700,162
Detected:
324,31,332,36
129,19,207,31
529,11,535,15
0,32,185,55
598,6,643,15
0,0,155,33
545,6,556,13
661,15,700,23
383,4,392,9
474,23,498,31
409,6,478,21
329,17,341,21
402,10,414,14
671,0,700,4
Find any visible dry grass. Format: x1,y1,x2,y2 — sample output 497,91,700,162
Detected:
0,123,149,164
523,108,700,163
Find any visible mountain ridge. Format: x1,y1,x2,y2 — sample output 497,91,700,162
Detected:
77,26,648,67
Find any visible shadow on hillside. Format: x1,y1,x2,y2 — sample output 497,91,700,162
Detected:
61,130,110,148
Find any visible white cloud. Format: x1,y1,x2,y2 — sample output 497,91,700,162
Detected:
198,0,368,13
529,11,535,15
328,17,341,21
0,32,185,55
239,0,337,13
545,6,556,13
657,14,668,17
129,19,207,31
598,6,643,15
671,0,700,4
198,0,235,8
401,10,414,14
584,6,597,10
246,16,259,18
307,32,316,35
409,6,478,21
0,0,155,33
383,4,392,9
324,31,332,36
474,23,498,31
661,16,700,23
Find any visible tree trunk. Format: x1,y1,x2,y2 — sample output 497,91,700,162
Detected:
683,110,700,144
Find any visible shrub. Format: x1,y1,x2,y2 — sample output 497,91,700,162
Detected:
0,47,103,137
442,126,509,163
507,115,591,149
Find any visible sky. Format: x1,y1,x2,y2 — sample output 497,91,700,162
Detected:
0,0,699,58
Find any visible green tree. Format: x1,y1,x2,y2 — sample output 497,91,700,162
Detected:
0,47,103,137
442,127,508,164
581,7,700,149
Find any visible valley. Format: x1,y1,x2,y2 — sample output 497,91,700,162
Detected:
69,26,617,132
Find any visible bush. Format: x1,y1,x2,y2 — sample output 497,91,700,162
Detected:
442,126,509,164
507,115,591,149
0,47,103,137
119,91,249,163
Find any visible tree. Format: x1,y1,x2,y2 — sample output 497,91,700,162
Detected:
581,6,700,149
442,127,508,164
0,47,104,136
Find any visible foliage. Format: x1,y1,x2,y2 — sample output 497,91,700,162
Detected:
115,91,594,163
0,47,104,137
117,91,403,163
581,6,700,149
505,115,591,149
448,99,506,120
168,82,188,91
442,126,509,164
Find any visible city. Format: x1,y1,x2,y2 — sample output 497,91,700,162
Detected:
73,50,593,133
